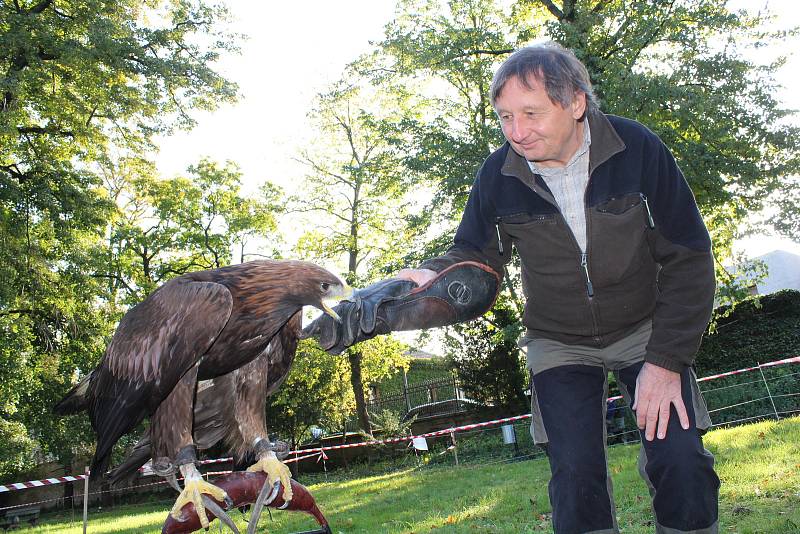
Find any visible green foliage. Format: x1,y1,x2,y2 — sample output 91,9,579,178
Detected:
446,298,528,415
363,408,415,440
377,358,451,395
358,335,412,389
0,0,240,479
0,419,36,481
696,290,800,376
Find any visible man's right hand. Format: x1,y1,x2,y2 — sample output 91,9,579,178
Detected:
395,268,438,287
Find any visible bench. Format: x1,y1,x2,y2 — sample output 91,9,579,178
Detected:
0,505,40,531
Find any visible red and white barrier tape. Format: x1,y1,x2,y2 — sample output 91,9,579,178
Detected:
0,475,88,493
3,355,797,494
696,356,799,382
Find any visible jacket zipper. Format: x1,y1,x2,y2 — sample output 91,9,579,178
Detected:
580,252,594,297
640,193,655,229
583,186,601,344
494,217,504,256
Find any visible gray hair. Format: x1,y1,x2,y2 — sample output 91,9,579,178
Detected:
490,42,599,115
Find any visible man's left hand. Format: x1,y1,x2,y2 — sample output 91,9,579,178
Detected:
632,362,690,441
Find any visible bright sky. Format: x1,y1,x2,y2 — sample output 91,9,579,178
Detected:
154,0,397,192
153,0,800,259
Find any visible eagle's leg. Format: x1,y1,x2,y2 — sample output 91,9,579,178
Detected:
165,468,239,533
170,458,233,528
246,439,292,502
152,367,235,530
244,439,292,534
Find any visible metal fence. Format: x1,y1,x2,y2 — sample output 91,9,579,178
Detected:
343,374,470,433
606,361,800,444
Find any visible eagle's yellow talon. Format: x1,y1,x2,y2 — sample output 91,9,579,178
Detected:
247,456,293,502
169,477,229,528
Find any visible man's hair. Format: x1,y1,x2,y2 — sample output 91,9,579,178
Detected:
490,42,599,114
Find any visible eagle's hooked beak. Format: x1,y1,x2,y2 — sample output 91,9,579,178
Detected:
322,283,353,323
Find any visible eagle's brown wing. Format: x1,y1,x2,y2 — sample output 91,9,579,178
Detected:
86,279,233,480
198,312,301,459
264,312,301,396
108,312,301,482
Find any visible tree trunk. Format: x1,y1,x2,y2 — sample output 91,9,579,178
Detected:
62,462,74,510
347,348,372,436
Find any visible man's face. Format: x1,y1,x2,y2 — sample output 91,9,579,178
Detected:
494,74,586,168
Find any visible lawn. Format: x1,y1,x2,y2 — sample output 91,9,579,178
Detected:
19,416,800,533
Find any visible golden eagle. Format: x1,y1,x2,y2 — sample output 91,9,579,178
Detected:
54,260,349,530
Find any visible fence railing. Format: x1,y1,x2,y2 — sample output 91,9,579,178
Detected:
344,374,468,433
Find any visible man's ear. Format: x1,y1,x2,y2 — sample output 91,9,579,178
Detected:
571,90,587,120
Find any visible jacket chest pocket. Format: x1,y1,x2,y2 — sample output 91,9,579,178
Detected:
498,212,578,283
497,212,557,239
590,193,653,287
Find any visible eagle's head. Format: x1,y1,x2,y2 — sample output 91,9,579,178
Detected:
288,261,352,321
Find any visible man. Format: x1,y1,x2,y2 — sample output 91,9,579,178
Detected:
397,43,720,533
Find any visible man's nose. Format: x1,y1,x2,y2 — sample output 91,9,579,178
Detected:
509,118,526,142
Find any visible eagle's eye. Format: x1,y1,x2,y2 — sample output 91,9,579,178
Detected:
321,282,330,292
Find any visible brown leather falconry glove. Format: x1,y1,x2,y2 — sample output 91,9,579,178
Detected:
301,261,501,354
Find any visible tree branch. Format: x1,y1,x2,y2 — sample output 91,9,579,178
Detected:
538,0,563,19
17,125,75,138
28,0,52,14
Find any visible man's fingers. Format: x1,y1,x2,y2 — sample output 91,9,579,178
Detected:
674,397,690,430
657,402,671,439
635,395,646,429
645,403,659,441
395,268,437,287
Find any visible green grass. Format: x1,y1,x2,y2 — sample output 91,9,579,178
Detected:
19,416,800,533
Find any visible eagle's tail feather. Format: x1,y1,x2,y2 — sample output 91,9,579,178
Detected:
89,449,113,483
108,436,153,485
53,371,93,415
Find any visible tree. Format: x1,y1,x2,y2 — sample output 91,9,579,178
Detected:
446,298,529,415
100,157,282,305
0,0,239,478
291,80,413,435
